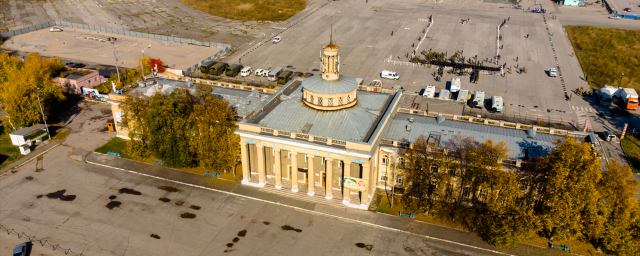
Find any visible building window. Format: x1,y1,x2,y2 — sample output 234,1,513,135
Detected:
288,152,292,159
462,187,471,199
397,158,404,166
310,95,314,103
318,97,323,105
339,97,343,105
305,155,308,162
347,95,351,102
396,176,403,187
380,172,388,183
328,98,333,106
382,156,389,165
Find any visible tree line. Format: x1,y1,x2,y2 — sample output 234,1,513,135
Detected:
118,84,239,172
400,134,639,254
0,53,66,128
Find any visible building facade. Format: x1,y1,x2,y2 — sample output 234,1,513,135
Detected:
54,69,104,94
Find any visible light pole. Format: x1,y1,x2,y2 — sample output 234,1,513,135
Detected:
619,73,624,88
110,41,122,87
216,120,235,177
35,88,52,141
140,45,151,81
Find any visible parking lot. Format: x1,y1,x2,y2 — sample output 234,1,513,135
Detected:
226,0,593,125
1,28,222,71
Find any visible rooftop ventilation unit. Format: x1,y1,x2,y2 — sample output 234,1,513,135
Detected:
527,129,536,138
436,116,445,123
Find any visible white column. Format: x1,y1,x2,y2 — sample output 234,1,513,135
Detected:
291,152,299,192
274,148,282,189
361,162,370,209
240,140,250,183
257,144,266,187
307,154,315,196
325,158,333,199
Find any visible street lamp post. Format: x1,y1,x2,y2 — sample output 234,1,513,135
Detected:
140,45,152,81
35,89,52,141
110,41,122,87
619,73,624,88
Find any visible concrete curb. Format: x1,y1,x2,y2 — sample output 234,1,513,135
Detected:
84,158,514,256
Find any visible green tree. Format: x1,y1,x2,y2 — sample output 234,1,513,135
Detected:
0,53,65,127
598,160,640,255
483,205,540,249
189,91,239,172
145,89,195,167
402,135,447,216
539,136,603,241
119,91,151,159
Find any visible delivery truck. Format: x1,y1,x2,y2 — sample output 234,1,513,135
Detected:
616,88,639,110
209,62,228,76
200,61,215,74
225,64,243,77
598,85,617,106
472,91,485,108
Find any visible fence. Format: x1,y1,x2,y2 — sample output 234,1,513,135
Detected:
1,224,84,256
0,21,233,76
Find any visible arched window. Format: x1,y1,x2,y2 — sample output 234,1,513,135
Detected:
339,97,343,105
328,98,333,106
347,95,351,102
382,155,389,165
310,95,314,103
318,97,323,105
397,157,404,166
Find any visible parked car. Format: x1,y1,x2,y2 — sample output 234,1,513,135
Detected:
262,69,270,77
71,63,86,68
609,15,621,19
273,36,281,43
50,27,62,32
549,68,557,77
13,242,32,256
624,7,632,12
65,62,76,66
255,69,265,76
240,66,252,77
380,70,400,80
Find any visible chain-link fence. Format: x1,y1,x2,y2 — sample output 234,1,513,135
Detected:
1,224,84,256
0,21,232,76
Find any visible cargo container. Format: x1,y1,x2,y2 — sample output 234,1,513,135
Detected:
491,96,503,112
200,61,215,74
472,91,485,108
209,62,228,76
457,89,470,103
225,64,243,77
277,70,293,84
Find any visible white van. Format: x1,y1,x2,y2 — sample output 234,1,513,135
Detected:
240,67,253,77
450,78,461,92
422,85,436,98
491,96,503,112
255,69,264,76
472,91,485,108
380,70,400,80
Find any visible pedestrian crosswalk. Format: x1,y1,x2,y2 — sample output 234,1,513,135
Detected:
572,105,597,113
575,110,593,132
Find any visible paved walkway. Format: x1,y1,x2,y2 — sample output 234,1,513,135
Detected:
84,151,572,256
0,141,60,176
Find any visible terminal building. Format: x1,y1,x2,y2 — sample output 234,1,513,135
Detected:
109,36,591,210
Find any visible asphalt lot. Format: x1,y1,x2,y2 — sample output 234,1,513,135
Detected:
227,0,584,125
1,28,221,70
0,144,515,256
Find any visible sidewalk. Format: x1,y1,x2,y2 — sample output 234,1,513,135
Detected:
85,152,570,256
0,141,60,176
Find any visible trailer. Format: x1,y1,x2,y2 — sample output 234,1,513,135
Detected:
225,64,243,77
199,61,215,74
209,62,228,76
472,91,485,108
457,89,470,103
438,89,450,100
277,70,293,84
422,85,436,98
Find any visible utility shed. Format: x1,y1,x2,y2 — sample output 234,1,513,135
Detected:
9,124,48,146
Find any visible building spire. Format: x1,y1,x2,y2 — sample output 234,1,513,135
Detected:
330,24,333,45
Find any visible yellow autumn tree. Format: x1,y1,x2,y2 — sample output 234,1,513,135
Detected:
0,53,65,128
